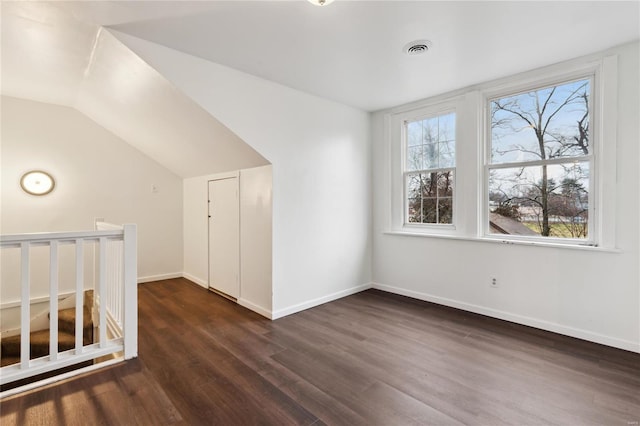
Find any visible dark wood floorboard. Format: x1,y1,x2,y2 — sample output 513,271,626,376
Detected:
1,278,639,425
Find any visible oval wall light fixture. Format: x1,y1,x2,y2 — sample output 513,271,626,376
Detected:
20,170,55,196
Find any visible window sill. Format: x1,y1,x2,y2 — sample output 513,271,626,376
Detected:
383,230,620,253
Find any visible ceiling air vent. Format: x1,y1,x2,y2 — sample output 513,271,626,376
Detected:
404,40,433,56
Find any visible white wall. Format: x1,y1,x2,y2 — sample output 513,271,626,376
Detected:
108,31,638,352
183,165,273,317
372,42,640,352
239,165,273,316
1,96,184,302
182,174,211,288
75,30,269,179
115,32,372,317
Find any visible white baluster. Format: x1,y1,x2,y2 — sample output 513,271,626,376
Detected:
75,239,84,353
118,239,124,326
99,237,107,348
49,240,59,361
20,242,30,369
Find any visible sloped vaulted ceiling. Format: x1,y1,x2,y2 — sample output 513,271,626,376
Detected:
1,2,268,178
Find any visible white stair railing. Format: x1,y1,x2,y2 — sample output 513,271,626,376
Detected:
94,222,137,353
0,224,137,390
95,222,124,337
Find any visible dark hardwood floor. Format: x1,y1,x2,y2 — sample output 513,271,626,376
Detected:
1,278,639,425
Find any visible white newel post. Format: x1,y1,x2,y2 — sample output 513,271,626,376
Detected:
122,224,138,359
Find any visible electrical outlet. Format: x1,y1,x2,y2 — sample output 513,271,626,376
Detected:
490,277,499,288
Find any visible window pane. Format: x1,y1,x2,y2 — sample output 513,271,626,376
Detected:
406,145,423,171
437,171,454,197
423,143,438,169
438,112,456,143
407,173,422,197
438,198,453,224
422,118,438,144
407,172,424,223
489,162,589,238
407,198,422,223
407,121,422,147
423,197,438,223
422,172,438,198
490,79,590,164
439,141,455,168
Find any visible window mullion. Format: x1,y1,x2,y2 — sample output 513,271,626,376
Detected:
487,155,591,170
406,167,455,175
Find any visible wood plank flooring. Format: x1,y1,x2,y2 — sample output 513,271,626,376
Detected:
1,278,639,425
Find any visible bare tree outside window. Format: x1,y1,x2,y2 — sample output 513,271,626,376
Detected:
405,112,455,224
489,78,592,239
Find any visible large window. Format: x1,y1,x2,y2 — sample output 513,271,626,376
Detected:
404,112,456,224
389,57,614,248
487,78,593,241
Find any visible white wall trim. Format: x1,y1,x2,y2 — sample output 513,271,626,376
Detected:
137,273,182,284
237,298,272,319
372,282,639,354
382,231,621,253
181,272,208,288
272,283,373,320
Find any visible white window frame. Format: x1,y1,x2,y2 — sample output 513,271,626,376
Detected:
389,99,462,235
403,109,457,227
383,53,617,250
483,74,597,246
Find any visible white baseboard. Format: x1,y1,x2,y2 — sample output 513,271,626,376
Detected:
180,273,273,319
181,273,208,288
238,298,272,319
138,273,182,284
372,282,640,354
272,283,373,320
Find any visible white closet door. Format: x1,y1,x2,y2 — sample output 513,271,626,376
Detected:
208,177,239,299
